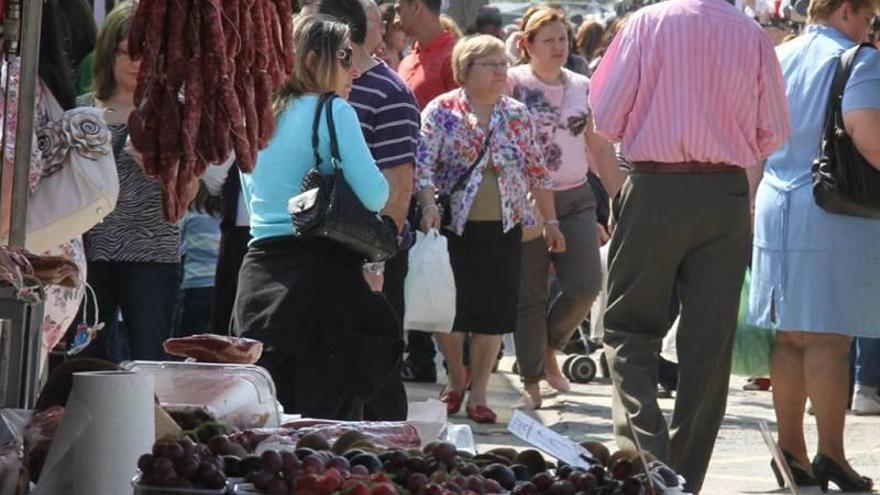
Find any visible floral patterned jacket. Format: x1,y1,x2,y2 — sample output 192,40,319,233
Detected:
415,89,553,235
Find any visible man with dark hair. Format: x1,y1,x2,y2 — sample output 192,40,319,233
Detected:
470,5,504,38
393,0,459,384
319,0,421,418
395,0,457,109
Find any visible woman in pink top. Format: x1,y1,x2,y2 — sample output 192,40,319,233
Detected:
507,6,621,410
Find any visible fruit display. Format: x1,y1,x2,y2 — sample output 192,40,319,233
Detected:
134,427,687,495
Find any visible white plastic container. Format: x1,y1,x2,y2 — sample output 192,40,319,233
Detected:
121,361,282,430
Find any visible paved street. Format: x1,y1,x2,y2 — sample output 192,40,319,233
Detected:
405,355,880,495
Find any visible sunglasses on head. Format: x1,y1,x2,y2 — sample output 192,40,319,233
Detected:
337,47,353,69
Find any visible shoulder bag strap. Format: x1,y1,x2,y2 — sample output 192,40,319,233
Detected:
823,43,876,140
324,93,342,169
312,93,333,166
449,128,494,195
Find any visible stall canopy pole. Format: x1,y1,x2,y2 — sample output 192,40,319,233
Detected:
8,0,43,247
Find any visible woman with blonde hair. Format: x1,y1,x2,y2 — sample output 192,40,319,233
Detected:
235,14,396,420
750,0,880,489
417,35,562,423
508,6,621,410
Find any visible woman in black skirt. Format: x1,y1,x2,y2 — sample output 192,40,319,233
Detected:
415,35,564,424
234,15,399,420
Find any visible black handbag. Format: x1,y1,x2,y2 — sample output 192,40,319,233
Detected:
812,43,880,218
436,128,494,227
288,93,398,262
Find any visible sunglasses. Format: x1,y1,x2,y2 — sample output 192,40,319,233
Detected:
337,47,353,69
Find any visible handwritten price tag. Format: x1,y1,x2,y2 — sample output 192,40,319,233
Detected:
507,410,593,469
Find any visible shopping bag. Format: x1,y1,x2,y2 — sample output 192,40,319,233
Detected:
404,229,456,333
731,269,775,377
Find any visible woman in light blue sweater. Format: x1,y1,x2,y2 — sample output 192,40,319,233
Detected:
234,14,399,420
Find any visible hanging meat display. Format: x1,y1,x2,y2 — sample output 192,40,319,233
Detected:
127,0,294,221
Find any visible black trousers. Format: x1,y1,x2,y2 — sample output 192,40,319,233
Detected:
211,226,251,334
363,249,409,420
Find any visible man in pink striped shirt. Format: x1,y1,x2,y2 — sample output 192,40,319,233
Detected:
588,0,790,492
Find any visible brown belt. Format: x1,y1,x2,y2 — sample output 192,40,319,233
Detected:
632,161,741,174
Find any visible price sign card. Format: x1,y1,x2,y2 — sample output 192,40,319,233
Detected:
507,410,593,469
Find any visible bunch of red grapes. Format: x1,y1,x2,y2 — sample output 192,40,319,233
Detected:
137,437,227,490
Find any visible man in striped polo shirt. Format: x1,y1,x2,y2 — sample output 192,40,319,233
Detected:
588,0,790,491
319,0,422,421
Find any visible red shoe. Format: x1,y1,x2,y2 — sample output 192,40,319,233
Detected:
466,405,497,424
743,377,771,391
440,389,464,415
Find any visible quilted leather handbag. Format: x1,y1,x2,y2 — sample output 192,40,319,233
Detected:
288,93,398,262
812,43,880,218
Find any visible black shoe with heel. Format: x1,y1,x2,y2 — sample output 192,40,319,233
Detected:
812,453,873,493
770,450,818,488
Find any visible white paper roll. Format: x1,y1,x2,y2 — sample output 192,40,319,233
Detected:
70,370,155,495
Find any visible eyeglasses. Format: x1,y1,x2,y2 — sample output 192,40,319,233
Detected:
337,47,353,69
472,61,510,71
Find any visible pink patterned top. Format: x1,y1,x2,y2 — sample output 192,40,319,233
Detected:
415,88,554,235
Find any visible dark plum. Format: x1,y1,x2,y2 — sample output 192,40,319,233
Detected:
483,478,504,494
610,459,633,480
222,455,243,477
208,435,231,456
482,463,516,490
575,473,598,492
459,463,481,476
550,480,576,495
295,447,317,460
265,477,289,494
246,469,274,490
407,456,431,475
433,442,458,463
138,453,155,473
351,464,370,477
281,451,301,470
424,483,445,495
350,453,383,474
511,464,533,482
176,457,199,479
329,455,351,472
303,454,327,473
407,472,430,492
556,465,573,480
466,475,485,493
531,472,554,492
444,481,464,493
153,457,174,474
261,450,284,472
512,481,539,495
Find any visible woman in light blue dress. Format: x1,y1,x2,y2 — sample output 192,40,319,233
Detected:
749,1,880,491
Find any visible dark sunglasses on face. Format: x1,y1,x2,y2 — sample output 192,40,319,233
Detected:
337,47,353,69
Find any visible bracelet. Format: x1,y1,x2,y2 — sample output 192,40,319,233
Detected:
544,219,560,226
422,204,439,212
363,262,385,274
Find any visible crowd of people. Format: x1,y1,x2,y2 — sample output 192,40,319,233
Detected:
3,0,880,493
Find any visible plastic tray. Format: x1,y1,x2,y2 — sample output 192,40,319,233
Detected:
121,361,282,430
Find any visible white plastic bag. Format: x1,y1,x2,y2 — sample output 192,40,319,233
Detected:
404,229,456,333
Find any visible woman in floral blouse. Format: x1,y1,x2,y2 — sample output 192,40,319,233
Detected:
416,35,563,424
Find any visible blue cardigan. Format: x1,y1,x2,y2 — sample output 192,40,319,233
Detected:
241,94,389,243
